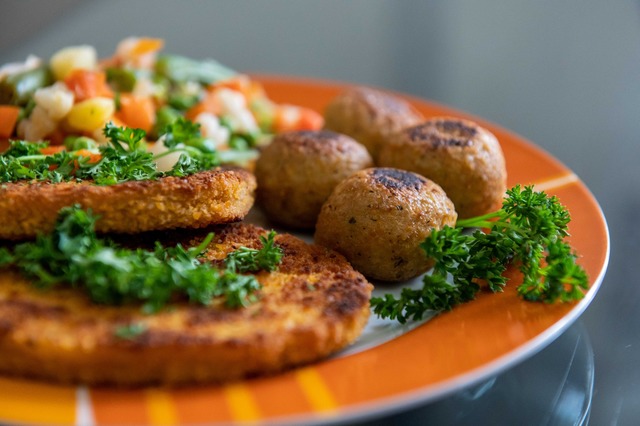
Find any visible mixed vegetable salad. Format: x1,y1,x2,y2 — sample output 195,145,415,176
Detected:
0,37,323,172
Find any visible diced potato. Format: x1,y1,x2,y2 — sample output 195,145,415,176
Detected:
66,97,115,132
49,45,97,81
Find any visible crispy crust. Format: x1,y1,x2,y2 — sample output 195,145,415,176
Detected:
0,223,372,386
0,168,256,240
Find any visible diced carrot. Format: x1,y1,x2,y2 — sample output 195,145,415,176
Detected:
130,38,164,56
64,69,114,102
0,105,21,138
74,149,102,164
114,94,156,132
209,76,266,101
39,145,66,155
273,105,324,133
185,92,221,121
295,107,324,131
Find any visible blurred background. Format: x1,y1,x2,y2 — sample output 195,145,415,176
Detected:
0,1,637,424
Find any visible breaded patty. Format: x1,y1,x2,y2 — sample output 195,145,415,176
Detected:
0,223,372,386
0,168,256,240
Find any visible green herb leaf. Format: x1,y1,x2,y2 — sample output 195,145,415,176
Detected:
371,185,589,324
224,230,284,273
0,206,283,312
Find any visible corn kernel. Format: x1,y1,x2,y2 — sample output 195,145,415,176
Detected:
66,97,115,132
49,45,97,80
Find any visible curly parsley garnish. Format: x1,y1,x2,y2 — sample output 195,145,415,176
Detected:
371,185,589,324
0,206,283,313
0,120,221,185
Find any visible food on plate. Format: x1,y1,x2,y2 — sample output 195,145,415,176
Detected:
0,167,255,240
0,122,256,239
371,185,589,323
255,130,373,229
323,86,423,160
0,208,372,386
378,116,507,219
315,167,457,282
0,37,322,158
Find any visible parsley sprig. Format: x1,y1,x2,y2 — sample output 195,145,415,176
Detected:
371,185,589,324
225,231,284,273
0,120,221,185
0,206,283,313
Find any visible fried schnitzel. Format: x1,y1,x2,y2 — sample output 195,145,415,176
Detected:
0,223,372,386
0,168,256,240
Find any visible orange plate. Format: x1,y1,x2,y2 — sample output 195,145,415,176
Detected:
0,76,609,426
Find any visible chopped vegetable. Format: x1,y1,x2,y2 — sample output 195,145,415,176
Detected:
155,54,236,85
66,97,115,132
1,121,220,184
49,45,97,81
64,135,98,151
64,69,113,102
114,93,156,132
0,66,53,105
0,105,21,137
0,205,283,312
105,67,137,92
371,185,589,324
1,38,322,159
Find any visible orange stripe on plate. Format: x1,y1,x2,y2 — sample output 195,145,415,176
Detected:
145,389,178,426
172,387,233,424
91,389,149,425
295,367,338,414
532,173,579,192
0,378,76,425
250,373,313,418
224,382,261,422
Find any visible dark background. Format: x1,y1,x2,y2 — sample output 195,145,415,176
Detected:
1,1,637,424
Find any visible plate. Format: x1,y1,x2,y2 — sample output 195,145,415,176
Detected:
0,76,609,426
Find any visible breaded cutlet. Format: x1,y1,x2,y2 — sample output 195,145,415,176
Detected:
0,223,372,386
0,168,256,240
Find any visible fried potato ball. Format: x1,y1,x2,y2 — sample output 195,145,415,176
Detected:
323,86,423,160
315,168,457,282
255,130,373,229
378,117,507,219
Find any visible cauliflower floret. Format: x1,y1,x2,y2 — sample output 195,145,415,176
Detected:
213,88,259,133
17,105,57,141
132,75,167,99
115,37,163,69
17,83,75,141
33,82,74,121
195,112,230,148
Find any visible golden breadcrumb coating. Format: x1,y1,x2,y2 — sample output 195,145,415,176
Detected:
0,168,256,240
0,223,372,386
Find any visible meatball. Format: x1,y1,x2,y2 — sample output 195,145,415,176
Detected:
323,86,423,160
378,117,507,219
255,130,373,229
315,168,457,282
